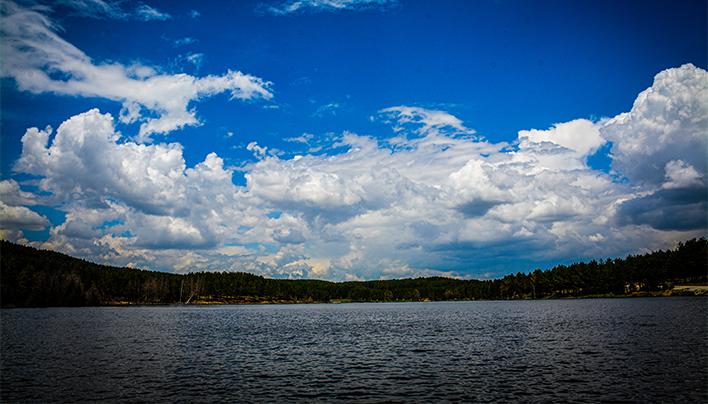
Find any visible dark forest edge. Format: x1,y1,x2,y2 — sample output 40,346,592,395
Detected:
0,238,706,307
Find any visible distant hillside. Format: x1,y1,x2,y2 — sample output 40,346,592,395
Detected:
0,239,706,307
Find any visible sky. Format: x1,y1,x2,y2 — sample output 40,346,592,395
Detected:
0,0,706,280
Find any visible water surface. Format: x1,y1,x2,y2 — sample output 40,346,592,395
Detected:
2,298,706,402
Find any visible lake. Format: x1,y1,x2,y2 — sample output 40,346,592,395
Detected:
1,298,706,402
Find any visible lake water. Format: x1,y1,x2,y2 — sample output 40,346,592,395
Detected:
1,298,706,402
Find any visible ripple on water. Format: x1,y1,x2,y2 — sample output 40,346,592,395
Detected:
1,298,707,402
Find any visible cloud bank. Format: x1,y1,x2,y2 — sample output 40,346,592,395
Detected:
2,63,706,280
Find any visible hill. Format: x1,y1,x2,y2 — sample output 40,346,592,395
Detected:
0,239,706,307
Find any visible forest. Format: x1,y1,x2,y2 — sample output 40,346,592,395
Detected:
0,238,706,307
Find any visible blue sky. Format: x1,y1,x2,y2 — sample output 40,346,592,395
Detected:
0,0,706,280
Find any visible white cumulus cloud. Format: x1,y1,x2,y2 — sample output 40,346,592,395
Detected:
0,202,49,231
601,63,708,186
5,65,707,280
663,160,703,190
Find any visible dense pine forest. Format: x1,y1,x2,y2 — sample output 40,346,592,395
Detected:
0,238,706,307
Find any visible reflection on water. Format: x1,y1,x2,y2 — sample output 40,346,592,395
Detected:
2,298,706,402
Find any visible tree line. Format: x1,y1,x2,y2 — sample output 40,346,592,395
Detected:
0,238,705,307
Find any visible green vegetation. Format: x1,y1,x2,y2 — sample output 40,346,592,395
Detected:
1,238,706,307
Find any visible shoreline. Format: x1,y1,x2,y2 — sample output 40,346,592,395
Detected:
2,288,706,309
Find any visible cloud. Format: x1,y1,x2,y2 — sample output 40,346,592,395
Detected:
183,53,205,69
312,102,340,117
12,109,255,252
379,106,475,137
246,141,270,159
601,63,707,186
262,0,395,15
15,110,189,215
134,3,170,21
616,185,706,231
11,109,261,257
54,0,171,21
0,202,49,231
240,121,633,278
510,119,605,173
603,64,708,232
0,1,272,141
173,37,198,47
615,159,706,231
518,119,605,158
456,199,502,218
284,133,315,144
56,0,127,19
0,180,41,206
662,160,703,189
273,227,306,244
129,214,214,249
0,179,49,240
6,66,708,280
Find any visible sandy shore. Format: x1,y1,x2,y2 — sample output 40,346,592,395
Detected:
672,285,708,295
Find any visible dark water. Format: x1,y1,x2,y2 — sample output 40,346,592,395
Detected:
1,298,706,403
